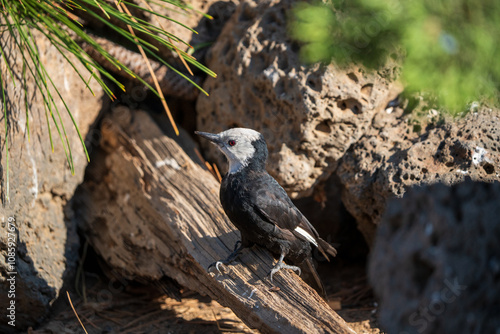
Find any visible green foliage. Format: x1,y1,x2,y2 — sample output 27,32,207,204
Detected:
0,0,215,201
290,0,500,113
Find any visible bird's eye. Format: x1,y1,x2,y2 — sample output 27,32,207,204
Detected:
228,140,236,146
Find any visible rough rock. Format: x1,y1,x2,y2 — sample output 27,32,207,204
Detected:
0,28,103,332
369,179,500,334
196,0,399,198
337,107,500,244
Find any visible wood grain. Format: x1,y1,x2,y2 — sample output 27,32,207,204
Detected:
76,106,356,334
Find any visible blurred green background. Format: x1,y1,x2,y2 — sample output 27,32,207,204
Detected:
290,0,500,114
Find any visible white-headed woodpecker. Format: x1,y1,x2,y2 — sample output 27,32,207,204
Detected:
196,128,337,297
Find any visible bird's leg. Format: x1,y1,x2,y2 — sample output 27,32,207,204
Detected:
208,241,245,274
268,252,302,282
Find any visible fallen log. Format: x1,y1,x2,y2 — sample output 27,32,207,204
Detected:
75,106,356,334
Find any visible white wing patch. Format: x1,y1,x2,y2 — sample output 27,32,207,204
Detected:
295,227,318,247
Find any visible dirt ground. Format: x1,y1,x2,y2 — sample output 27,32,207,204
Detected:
31,284,255,334
31,248,384,334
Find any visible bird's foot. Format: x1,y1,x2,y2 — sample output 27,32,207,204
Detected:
207,241,243,274
208,260,230,274
268,261,301,282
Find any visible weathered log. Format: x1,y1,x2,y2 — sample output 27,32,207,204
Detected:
75,106,356,334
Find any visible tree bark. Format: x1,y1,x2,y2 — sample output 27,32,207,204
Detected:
75,106,356,334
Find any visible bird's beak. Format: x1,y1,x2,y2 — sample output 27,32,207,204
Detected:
195,131,221,145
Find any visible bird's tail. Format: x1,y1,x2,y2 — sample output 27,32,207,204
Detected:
317,238,338,261
302,257,327,299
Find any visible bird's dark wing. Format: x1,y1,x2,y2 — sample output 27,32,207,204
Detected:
250,172,337,260
250,174,321,243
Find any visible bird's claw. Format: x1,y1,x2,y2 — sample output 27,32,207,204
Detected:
268,262,301,282
208,260,226,274
208,241,243,275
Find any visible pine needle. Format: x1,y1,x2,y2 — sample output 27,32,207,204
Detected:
194,148,220,182
93,0,110,19
213,163,221,182
139,0,194,76
67,291,89,334
204,161,214,173
116,0,179,136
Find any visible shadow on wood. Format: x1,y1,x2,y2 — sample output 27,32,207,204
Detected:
74,106,356,334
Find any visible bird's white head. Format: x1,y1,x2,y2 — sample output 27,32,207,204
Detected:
196,128,267,174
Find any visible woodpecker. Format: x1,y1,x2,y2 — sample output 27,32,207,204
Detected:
196,128,337,297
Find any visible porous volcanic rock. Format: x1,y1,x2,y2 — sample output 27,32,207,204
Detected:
196,0,399,198
337,107,500,244
369,179,500,334
0,29,103,332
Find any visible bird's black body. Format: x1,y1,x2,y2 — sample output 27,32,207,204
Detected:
221,168,314,262
220,138,312,264
196,128,336,297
